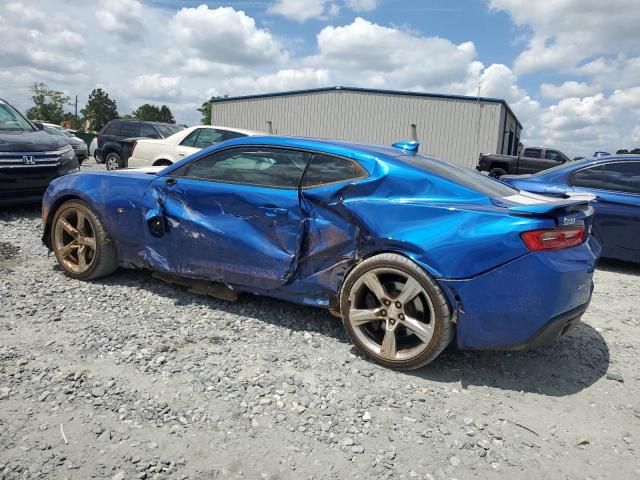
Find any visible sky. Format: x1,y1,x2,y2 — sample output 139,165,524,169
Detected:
1,0,640,157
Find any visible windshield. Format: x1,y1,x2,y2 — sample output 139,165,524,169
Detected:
155,124,185,138
400,154,518,197
0,100,35,132
43,126,69,137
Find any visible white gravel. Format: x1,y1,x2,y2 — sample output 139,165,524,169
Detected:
0,160,639,479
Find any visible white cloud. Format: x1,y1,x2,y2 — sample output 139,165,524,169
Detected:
268,0,329,22
223,68,331,95
170,5,288,65
268,0,378,22
344,0,379,11
95,0,146,42
489,0,640,73
0,2,86,74
540,81,599,100
313,18,477,91
131,74,182,101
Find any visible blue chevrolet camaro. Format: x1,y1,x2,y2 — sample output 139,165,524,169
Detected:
502,156,640,264
42,136,600,369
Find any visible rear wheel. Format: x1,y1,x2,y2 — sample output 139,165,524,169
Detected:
51,200,118,280
340,253,454,370
105,152,123,170
489,167,506,178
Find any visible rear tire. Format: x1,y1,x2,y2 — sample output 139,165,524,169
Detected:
105,152,123,170
340,253,454,370
51,200,118,280
489,167,506,178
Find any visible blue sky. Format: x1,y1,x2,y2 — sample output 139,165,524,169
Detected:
1,0,639,156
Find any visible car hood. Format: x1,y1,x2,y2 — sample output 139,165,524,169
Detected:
0,129,68,152
67,136,85,146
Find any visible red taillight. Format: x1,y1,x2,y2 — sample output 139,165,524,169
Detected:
520,227,586,251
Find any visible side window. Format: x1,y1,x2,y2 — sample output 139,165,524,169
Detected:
139,124,158,138
193,129,225,148
222,131,247,141
102,122,121,136
120,122,140,138
301,154,366,188
571,165,606,189
523,148,541,158
544,150,564,161
185,147,309,188
180,129,201,147
603,162,640,194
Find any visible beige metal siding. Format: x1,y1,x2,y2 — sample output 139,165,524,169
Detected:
212,90,505,169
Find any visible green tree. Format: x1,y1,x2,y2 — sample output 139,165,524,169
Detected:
198,95,228,125
197,101,211,124
159,105,175,124
132,104,175,123
81,88,118,132
25,83,70,124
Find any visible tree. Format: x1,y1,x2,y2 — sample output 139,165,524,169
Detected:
159,105,175,124
198,95,228,125
81,88,118,132
631,148,640,154
25,83,70,124
132,104,175,123
197,101,211,125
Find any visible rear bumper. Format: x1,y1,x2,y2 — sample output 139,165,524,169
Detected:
440,238,600,350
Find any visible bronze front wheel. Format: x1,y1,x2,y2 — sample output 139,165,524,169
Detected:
51,200,118,280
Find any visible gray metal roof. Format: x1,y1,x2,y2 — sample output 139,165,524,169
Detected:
210,86,523,129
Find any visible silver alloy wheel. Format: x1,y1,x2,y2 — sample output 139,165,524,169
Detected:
347,267,435,361
53,207,97,274
105,154,120,170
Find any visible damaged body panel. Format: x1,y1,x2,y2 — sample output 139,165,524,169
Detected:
42,135,599,360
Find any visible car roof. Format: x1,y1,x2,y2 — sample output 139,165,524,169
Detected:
221,135,412,158
209,125,266,136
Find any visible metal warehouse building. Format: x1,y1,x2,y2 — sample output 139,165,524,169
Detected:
210,86,522,169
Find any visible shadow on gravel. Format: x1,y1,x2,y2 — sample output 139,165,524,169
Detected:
409,322,609,396
597,258,640,276
0,205,41,220
90,269,350,343
82,268,609,396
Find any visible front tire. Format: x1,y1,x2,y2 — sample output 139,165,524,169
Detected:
51,200,118,280
340,253,454,370
105,152,123,170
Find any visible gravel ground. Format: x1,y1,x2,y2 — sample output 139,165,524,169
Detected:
1,160,639,479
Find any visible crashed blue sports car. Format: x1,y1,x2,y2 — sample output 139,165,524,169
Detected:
42,136,600,370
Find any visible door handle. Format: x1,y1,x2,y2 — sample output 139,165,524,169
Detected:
165,178,177,186
178,153,185,157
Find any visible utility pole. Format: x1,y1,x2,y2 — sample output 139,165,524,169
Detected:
74,95,78,128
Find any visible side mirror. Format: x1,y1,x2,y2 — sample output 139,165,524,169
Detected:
33,121,44,130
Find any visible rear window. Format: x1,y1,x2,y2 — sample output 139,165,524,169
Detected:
400,154,517,197
102,121,121,135
155,124,185,138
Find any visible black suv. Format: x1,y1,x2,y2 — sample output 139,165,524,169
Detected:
95,120,184,170
0,98,80,206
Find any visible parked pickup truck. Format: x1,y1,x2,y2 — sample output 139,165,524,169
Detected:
477,147,571,178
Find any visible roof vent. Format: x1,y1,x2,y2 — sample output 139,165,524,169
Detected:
392,141,420,154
